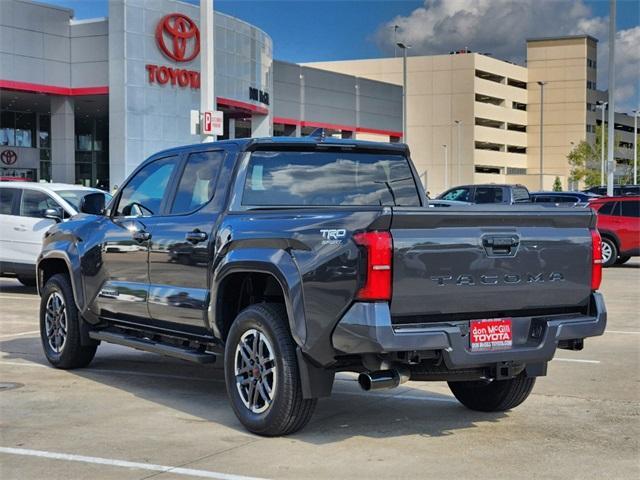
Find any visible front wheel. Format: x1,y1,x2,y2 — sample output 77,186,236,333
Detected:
448,373,535,412
224,303,317,436
40,273,97,369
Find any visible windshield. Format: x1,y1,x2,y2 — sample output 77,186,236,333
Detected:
56,190,112,212
242,151,421,207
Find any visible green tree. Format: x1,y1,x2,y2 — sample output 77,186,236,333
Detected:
553,176,562,191
567,124,625,187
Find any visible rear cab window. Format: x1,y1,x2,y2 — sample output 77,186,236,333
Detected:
440,187,471,202
242,151,421,207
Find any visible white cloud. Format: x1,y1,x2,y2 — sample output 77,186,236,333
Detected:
374,0,638,112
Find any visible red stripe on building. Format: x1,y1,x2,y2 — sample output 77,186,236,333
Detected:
217,97,268,115
0,80,109,96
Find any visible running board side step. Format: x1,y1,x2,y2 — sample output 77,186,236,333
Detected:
89,330,216,364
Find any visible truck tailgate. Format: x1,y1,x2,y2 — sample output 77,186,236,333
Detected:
390,206,596,322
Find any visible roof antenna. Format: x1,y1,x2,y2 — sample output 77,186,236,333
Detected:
307,128,326,140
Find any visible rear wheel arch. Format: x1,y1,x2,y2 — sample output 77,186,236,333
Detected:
213,264,306,346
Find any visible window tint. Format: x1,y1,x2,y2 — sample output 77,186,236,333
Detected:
622,186,640,195
242,151,420,207
597,201,617,215
474,187,503,204
441,187,471,202
20,190,60,218
620,201,640,218
512,187,530,202
171,151,223,214
533,195,554,203
116,156,177,216
0,188,18,215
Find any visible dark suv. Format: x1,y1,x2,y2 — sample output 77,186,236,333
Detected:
37,137,606,436
438,184,530,204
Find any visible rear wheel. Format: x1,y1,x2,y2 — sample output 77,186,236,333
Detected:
224,303,317,436
601,237,618,267
40,273,97,369
615,256,631,265
448,373,535,412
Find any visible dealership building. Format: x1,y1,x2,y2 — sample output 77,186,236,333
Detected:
0,0,402,188
1,0,636,194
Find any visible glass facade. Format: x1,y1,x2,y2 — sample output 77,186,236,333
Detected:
75,116,109,189
1,111,36,147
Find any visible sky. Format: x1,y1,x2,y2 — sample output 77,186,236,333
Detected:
44,0,640,112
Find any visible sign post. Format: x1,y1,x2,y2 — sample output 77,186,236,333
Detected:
200,0,215,143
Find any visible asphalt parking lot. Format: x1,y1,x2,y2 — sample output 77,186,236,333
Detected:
1,263,638,480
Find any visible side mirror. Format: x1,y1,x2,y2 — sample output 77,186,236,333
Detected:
80,192,106,215
44,207,64,223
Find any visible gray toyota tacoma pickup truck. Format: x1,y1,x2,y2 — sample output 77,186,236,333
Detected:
37,136,606,436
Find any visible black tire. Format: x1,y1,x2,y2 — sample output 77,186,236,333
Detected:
448,373,535,412
40,273,97,369
17,275,37,287
615,256,631,265
224,303,317,436
601,237,618,267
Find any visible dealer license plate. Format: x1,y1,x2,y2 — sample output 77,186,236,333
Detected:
469,318,513,352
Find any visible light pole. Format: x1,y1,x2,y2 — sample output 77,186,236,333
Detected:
454,120,462,184
538,81,547,189
606,0,616,196
633,109,638,184
393,25,399,57
397,42,411,144
597,101,608,185
442,144,449,190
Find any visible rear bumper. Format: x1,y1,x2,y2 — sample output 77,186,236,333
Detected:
331,293,606,369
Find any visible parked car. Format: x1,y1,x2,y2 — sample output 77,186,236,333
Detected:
583,185,640,196
530,191,600,205
36,137,605,436
589,195,640,266
0,182,111,285
438,184,530,204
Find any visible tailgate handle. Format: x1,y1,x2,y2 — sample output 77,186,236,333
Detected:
482,235,519,257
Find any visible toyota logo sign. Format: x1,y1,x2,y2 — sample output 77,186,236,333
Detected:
1,150,17,166
155,13,200,62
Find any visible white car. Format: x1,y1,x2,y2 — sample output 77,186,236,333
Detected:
0,182,111,286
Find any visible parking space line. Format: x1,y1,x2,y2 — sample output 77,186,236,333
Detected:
0,330,39,339
606,330,640,335
0,447,267,480
553,358,600,364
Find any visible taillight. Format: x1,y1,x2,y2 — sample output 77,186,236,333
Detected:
590,229,602,291
353,231,392,301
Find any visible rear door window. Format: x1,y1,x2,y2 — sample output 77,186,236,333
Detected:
171,151,223,214
620,201,640,218
242,151,420,207
597,201,618,216
512,187,530,202
474,187,503,204
0,188,19,215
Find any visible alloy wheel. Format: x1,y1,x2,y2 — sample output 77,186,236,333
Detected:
234,328,277,414
601,240,612,264
44,292,67,353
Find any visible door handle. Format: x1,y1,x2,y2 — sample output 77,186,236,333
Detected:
133,231,151,243
185,230,208,244
482,235,520,257
14,227,27,232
